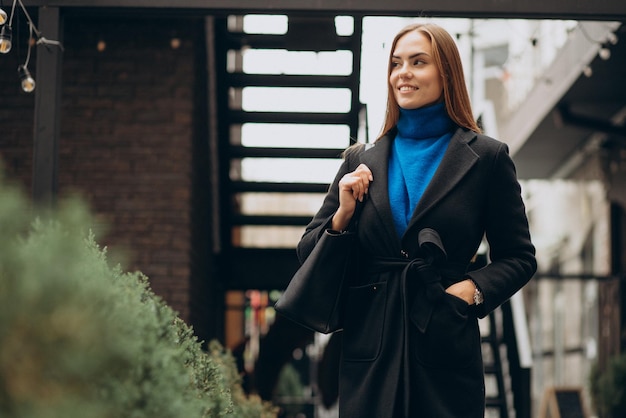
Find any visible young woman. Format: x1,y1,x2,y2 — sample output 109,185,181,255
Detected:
296,23,536,417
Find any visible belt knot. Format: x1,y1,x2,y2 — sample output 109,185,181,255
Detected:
408,228,447,333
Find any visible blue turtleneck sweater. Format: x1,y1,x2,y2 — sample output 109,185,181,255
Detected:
388,102,456,238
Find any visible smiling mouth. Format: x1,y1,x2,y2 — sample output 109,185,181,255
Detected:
398,86,418,92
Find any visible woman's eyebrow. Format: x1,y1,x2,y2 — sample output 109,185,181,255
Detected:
391,52,430,60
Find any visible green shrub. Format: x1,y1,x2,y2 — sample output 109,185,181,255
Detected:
0,174,277,418
590,353,626,418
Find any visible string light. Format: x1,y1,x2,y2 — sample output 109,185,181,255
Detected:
598,44,611,60
17,20,34,92
0,0,63,92
0,0,15,53
18,64,34,91
606,32,618,45
578,22,617,62
0,24,10,53
97,38,106,52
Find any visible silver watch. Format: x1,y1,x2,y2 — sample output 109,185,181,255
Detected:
473,285,484,305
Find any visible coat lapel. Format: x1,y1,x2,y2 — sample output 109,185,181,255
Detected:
405,128,478,233
360,134,399,248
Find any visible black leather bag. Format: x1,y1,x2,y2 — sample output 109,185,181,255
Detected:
275,144,372,334
275,202,363,334
275,229,357,334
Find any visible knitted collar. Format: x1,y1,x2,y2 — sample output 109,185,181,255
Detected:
396,102,455,140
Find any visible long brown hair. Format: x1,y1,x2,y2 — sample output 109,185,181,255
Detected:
378,23,481,139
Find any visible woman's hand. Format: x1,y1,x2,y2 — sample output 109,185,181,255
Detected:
445,279,476,305
331,164,373,231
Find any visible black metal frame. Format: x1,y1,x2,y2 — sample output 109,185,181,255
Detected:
19,0,626,21
32,7,63,208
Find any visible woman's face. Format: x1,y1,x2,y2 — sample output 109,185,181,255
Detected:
389,30,443,110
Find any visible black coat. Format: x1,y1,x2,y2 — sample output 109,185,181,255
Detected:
297,127,537,417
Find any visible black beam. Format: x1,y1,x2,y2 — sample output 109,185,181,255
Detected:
558,104,626,138
223,32,355,51
229,110,351,124
229,145,344,159
32,7,63,208
348,16,363,140
20,0,626,21
231,181,329,193
227,248,300,290
227,73,353,89
532,273,626,281
230,214,312,226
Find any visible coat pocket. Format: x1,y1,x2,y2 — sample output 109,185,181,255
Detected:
411,293,480,369
342,281,387,362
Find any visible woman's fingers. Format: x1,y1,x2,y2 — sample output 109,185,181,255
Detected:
333,164,373,230
339,164,373,203
353,164,373,201
357,163,374,182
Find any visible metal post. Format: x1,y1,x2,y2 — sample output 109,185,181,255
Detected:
32,6,63,208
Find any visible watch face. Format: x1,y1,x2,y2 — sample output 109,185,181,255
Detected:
474,289,484,304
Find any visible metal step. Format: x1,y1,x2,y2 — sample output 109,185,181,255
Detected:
227,73,353,89
230,181,329,193
231,214,312,226
223,32,355,51
229,145,344,159
227,248,300,290
229,110,353,124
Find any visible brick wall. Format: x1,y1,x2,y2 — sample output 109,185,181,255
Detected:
0,29,35,188
0,16,207,323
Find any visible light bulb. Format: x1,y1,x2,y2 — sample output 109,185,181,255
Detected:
599,46,611,60
0,8,8,25
607,32,618,45
18,65,35,93
0,25,12,54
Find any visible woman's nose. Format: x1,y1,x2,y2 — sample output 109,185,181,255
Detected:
398,64,411,78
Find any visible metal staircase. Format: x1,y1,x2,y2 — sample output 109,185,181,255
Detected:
208,16,364,411
211,13,363,294
215,15,362,290
468,252,532,418
484,307,513,418
481,299,532,418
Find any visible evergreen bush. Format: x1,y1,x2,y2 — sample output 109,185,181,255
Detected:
590,353,626,418
0,172,277,418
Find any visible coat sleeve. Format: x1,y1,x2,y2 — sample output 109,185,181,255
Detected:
466,142,537,317
296,146,363,264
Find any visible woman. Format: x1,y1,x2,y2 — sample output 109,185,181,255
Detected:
296,23,536,417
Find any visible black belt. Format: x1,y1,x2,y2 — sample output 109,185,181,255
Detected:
368,228,450,333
